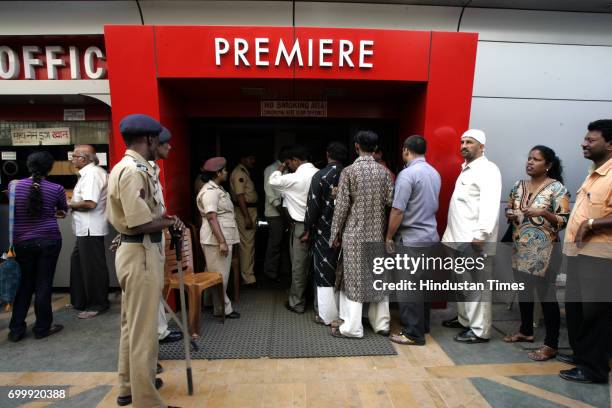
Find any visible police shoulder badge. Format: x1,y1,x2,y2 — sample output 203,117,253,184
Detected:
135,162,149,173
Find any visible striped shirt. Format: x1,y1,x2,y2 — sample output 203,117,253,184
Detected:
13,178,68,243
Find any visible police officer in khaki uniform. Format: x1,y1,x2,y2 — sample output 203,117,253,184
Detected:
197,157,241,318
107,114,183,408
230,153,258,285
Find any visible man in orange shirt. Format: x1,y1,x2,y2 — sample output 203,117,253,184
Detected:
559,119,612,384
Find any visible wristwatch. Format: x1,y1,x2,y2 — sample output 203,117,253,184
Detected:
588,218,595,231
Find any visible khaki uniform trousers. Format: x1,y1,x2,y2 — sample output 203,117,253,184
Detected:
203,245,234,316
116,237,166,408
235,207,257,284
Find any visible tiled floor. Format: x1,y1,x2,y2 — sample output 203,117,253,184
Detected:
0,294,610,408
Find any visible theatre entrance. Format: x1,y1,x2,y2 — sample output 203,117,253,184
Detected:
187,116,401,282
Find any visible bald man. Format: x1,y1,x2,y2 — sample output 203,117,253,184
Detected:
69,145,110,319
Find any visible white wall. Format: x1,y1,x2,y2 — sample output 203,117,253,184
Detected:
464,8,612,203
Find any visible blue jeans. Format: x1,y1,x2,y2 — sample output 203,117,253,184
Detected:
9,239,62,337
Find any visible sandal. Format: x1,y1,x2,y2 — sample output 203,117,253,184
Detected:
528,345,557,361
503,332,534,343
389,332,425,346
330,319,345,329
331,326,352,338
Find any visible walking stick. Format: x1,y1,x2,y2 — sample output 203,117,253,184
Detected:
169,228,194,395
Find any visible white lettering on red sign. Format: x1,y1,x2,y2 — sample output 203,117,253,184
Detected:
0,45,106,80
214,38,374,69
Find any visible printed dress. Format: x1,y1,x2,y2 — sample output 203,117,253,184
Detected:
304,163,343,287
330,155,394,302
508,180,570,277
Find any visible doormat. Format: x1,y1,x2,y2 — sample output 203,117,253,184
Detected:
159,289,397,360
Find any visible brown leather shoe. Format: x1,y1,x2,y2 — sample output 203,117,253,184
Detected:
528,345,557,361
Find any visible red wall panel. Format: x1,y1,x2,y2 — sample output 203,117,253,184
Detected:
422,31,479,236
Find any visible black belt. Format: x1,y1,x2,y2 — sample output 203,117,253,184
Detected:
233,202,258,208
121,231,162,243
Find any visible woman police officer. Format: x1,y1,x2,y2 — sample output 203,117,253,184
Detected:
196,157,241,318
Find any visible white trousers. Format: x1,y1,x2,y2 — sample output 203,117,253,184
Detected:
157,300,169,340
457,301,492,339
338,291,390,338
317,287,339,325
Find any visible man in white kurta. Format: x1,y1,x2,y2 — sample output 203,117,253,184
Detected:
442,129,501,343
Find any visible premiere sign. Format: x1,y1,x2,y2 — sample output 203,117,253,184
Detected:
214,37,374,68
0,45,106,80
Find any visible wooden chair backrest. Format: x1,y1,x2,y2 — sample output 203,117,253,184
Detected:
164,229,195,279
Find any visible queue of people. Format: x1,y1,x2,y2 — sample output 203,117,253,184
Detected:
3,114,610,408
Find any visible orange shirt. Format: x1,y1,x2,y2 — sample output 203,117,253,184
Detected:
564,158,612,259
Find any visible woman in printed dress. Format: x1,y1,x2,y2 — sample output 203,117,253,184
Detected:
503,145,570,361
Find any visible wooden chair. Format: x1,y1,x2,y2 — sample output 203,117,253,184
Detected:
163,229,225,337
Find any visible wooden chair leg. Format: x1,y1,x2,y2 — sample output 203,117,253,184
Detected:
216,282,226,324
187,287,200,336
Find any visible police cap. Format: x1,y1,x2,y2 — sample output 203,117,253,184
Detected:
119,114,162,136
159,127,172,144
203,157,227,172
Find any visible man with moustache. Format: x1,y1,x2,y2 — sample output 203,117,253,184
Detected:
441,129,502,344
559,119,612,384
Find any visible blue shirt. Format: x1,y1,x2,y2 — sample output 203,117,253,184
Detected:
392,157,441,244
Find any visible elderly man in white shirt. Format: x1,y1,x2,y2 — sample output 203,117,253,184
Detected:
69,145,110,319
269,145,318,314
441,129,502,343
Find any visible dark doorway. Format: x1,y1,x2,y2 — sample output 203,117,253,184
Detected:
188,117,400,278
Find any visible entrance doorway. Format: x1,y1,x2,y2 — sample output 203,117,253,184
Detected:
188,117,400,278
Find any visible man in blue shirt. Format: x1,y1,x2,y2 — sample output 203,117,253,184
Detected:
386,135,441,346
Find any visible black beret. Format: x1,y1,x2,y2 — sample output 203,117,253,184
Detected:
119,114,162,136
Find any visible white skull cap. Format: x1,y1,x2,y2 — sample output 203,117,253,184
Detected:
461,129,486,145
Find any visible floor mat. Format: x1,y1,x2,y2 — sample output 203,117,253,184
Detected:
159,289,397,360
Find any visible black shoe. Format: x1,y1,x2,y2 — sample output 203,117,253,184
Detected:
453,329,489,344
34,324,64,339
8,331,25,343
242,281,257,289
442,317,466,329
157,363,163,374
284,301,305,314
226,311,241,319
159,330,183,344
116,378,164,406
376,330,390,337
556,353,577,365
559,367,607,384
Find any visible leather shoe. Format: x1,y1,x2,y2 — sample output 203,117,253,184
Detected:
559,367,607,384
226,311,241,319
284,301,305,314
8,331,25,343
117,378,163,406
34,324,63,339
442,316,467,329
453,329,489,344
159,330,183,344
376,330,390,337
556,353,577,365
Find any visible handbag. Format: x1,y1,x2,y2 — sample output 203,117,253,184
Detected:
0,180,22,306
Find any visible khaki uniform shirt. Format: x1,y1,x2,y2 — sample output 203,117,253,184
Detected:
197,180,240,245
564,158,612,259
107,150,164,234
230,164,258,204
